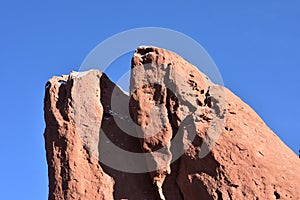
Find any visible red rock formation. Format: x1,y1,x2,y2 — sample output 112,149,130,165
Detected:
44,47,300,200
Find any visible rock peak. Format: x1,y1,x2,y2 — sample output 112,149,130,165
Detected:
44,47,300,200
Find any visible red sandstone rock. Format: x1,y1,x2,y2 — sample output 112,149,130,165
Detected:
44,71,114,200
44,46,300,200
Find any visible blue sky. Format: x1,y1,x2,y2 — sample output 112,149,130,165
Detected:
0,1,299,199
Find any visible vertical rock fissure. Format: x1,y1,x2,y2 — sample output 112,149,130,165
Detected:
98,73,160,200
163,87,184,199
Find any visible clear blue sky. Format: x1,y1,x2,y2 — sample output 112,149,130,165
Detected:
0,1,299,199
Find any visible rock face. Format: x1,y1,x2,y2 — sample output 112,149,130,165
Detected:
44,46,300,200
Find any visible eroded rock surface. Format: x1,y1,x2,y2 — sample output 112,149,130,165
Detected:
44,46,300,200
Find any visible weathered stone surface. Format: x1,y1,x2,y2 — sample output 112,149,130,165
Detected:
44,46,300,200
129,46,218,200
44,71,157,199
44,71,115,200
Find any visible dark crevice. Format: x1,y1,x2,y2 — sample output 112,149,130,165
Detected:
274,191,280,199
227,190,233,200
136,47,155,55
225,127,233,131
204,87,212,107
216,189,223,200
163,65,187,199
204,86,225,119
44,83,59,127
164,78,184,199
153,83,164,104
45,81,51,89
196,98,203,106
56,80,72,121
166,88,180,136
